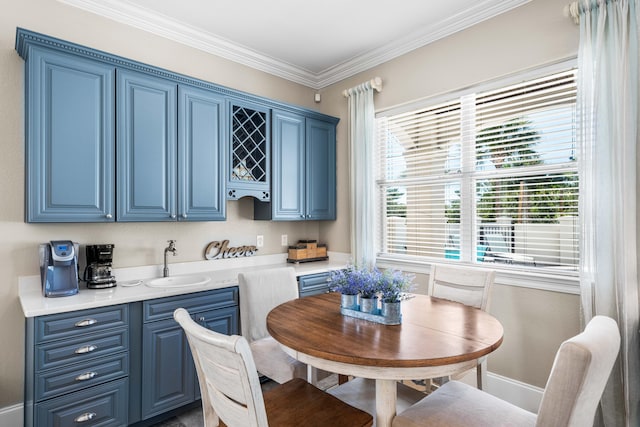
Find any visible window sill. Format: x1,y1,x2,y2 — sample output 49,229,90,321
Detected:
375,255,580,295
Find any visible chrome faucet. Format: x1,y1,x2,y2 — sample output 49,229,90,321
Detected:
163,240,177,277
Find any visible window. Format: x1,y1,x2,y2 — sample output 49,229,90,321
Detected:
376,68,578,272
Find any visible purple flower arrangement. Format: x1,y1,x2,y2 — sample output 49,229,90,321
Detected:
379,269,415,302
330,265,414,302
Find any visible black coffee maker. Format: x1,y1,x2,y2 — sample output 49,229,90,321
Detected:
84,244,117,289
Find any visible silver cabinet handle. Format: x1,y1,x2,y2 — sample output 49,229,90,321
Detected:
74,345,97,354
74,412,97,423
170,214,176,219
105,213,113,219
74,319,97,327
198,316,205,323
75,371,98,381
182,213,187,218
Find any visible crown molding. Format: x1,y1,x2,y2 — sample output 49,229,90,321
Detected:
316,0,532,88
58,0,530,90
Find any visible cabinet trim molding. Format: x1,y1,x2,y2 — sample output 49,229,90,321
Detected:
15,28,339,125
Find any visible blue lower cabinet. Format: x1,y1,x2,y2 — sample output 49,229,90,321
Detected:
298,272,332,297
141,318,195,418
25,305,130,427
36,378,128,427
140,288,239,420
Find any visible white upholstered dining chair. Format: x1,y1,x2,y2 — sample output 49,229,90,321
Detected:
238,267,307,384
174,308,373,427
428,263,495,389
393,315,620,427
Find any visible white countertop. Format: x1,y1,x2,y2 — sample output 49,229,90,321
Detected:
19,252,350,317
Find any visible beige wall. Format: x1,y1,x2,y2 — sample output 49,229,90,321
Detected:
319,0,582,388
0,0,581,408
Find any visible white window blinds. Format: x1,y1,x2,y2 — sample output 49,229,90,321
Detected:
376,69,578,271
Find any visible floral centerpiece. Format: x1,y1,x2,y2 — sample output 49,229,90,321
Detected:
379,268,415,303
378,268,415,318
329,265,369,310
329,264,414,322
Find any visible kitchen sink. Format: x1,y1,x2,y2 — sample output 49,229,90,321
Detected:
145,275,211,288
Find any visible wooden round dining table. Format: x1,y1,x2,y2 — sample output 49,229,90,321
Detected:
267,292,504,427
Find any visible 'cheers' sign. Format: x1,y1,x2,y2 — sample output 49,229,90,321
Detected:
204,239,258,260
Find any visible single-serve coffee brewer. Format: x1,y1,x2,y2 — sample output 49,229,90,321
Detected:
84,244,117,289
39,240,80,297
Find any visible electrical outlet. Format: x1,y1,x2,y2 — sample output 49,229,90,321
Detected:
281,234,288,246
256,235,264,247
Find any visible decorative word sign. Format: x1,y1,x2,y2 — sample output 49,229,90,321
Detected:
205,239,258,260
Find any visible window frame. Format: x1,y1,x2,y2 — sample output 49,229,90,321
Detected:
374,59,580,294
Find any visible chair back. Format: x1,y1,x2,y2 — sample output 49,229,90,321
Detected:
174,308,268,427
238,267,298,342
428,264,495,310
536,315,620,427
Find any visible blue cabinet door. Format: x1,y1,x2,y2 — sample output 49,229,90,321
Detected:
141,318,195,419
306,118,336,220
178,85,226,221
255,112,337,221
298,272,331,297
270,110,305,220
25,47,115,222
117,69,177,221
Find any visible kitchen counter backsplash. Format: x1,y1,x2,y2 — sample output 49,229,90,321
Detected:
19,252,350,317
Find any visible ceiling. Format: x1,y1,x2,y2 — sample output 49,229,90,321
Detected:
58,0,530,89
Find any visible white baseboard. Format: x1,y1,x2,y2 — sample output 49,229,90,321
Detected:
487,372,544,413
0,403,23,426
458,369,544,413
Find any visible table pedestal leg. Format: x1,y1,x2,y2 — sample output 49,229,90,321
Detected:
306,365,317,385
376,379,397,427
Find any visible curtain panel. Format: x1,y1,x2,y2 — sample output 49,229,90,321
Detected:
345,81,378,267
576,1,640,425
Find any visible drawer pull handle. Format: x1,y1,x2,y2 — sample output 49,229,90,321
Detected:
74,412,97,423
74,345,98,354
75,319,97,327
75,371,98,381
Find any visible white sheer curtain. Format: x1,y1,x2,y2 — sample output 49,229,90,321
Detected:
575,0,640,426
345,80,379,267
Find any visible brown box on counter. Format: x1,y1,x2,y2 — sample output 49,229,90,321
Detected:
287,240,327,262
288,248,308,260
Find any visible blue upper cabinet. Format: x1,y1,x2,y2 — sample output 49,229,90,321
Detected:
116,69,177,221
306,118,336,220
268,110,305,219
25,47,115,222
178,85,226,221
17,28,338,223
227,99,271,201
254,110,336,221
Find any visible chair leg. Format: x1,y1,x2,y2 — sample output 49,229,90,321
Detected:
338,374,349,385
477,363,483,390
